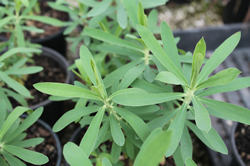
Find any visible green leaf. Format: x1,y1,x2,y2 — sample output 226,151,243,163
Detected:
87,0,112,17
114,107,150,142
0,71,31,97
0,100,6,130
123,0,139,26
186,120,216,151
104,58,143,88
192,95,211,132
85,28,143,52
0,157,8,166
0,47,41,62
172,145,184,166
53,106,99,132
131,78,168,93
112,89,185,106
197,77,250,97
193,37,206,59
0,87,12,111
137,1,146,27
148,9,158,33
126,105,159,116
117,64,145,90
196,32,241,85
0,16,14,28
137,24,188,85
48,2,78,15
155,71,186,85
34,83,101,101
147,109,178,131
185,158,197,166
79,106,105,156
63,142,93,166
180,126,193,161
0,107,31,140
110,114,125,146
111,142,122,163
102,157,112,166
20,0,29,6
21,26,44,33
125,138,135,159
133,128,172,166
21,15,66,26
4,89,28,107
161,21,182,71
196,68,241,90
202,128,228,154
165,102,188,157
94,121,110,150
15,24,25,47
116,0,127,29
141,0,168,9
190,53,204,89
5,67,43,75
200,97,250,125
5,107,43,143
12,138,44,148
3,145,48,165
0,62,4,68
2,151,26,166
144,65,156,82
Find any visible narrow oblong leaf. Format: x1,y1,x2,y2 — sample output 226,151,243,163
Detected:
12,138,44,148
3,145,48,165
63,142,93,166
111,142,122,163
137,24,188,85
87,0,112,17
133,128,172,166
110,114,125,146
196,32,241,85
116,0,127,29
79,107,105,156
196,68,241,90
5,67,43,75
0,100,6,130
21,15,66,26
2,151,26,166
0,71,31,97
180,126,193,162
0,16,14,28
197,77,250,97
34,83,101,101
144,64,156,82
192,95,211,132
114,107,150,142
200,97,250,125
112,89,185,106
102,157,112,166
53,106,99,132
161,21,182,71
85,28,143,52
185,158,197,166
155,71,186,85
165,102,188,157
123,0,139,26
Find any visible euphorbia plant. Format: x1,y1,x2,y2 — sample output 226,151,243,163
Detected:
34,3,250,166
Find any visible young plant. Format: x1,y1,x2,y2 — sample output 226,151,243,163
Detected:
0,47,42,110
0,100,48,165
0,0,66,50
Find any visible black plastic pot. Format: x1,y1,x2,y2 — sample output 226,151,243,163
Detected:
231,122,248,166
21,114,62,166
29,46,72,126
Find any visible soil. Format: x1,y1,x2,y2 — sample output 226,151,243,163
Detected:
234,123,250,166
1,0,68,40
11,53,66,107
23,119,59,166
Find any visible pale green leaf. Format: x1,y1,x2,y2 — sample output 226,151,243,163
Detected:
165,102,188,157
144,64,156,82
197,77,250,97
192,95,211,132
141,0,168,9
137,24,188,85
110,114,125,146
2,151,26,166
102,157,112,166
180,126,193,161
21,15,66,26
114,107,150,142
34,83,101,101
87,0,112,17
196,32,241,85
133,128,172,166
5,67,43,75
0,16,14,28
111,142,121,163
116,0,127,29
185,158,197,166
0,100,6,130
12,138,44,148
196,68,241,90
16,24,25,47
200,97,250,125
63,142,93,166
147,9,158,33
123,0,139,26
3,145,48,165
79,107,105,156
155,71,186,85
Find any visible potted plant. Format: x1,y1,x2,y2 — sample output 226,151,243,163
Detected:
32,1,250,165
0,0,68,55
